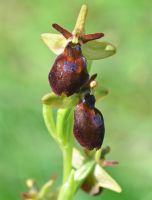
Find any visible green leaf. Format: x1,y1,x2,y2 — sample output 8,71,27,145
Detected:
41,33,68,55
42,92,79,108
82,40,116,60
94,164,122,193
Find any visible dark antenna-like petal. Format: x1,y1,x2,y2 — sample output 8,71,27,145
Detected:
81,33,104,43
52,23,72,39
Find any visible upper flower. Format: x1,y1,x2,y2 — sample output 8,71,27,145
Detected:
41,4,116,60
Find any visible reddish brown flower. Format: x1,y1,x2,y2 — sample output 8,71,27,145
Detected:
73,93,105,150
49,41,89,96
48,23,104,96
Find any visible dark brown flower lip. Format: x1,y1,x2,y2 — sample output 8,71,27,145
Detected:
73,93,105,150
48,50,89,97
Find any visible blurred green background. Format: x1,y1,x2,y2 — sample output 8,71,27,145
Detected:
0,0,152,199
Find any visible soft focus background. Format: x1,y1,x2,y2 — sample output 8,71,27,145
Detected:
0,0,152,199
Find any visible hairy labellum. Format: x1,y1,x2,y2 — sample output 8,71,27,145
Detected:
73,94,105,150
49,42,89,96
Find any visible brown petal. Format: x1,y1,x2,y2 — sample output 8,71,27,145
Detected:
52,23,72,39
80,33,104,43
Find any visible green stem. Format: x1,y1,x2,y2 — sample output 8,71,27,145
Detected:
58,170,75,200
56,108,71,143
62,145,73,183
56,108,74,182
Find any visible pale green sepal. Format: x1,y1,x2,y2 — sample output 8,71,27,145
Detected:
82,41,116,60
41,33,68,55
94,164,122,193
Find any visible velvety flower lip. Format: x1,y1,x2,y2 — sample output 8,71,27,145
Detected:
48,41,89,96
73,93,105,150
